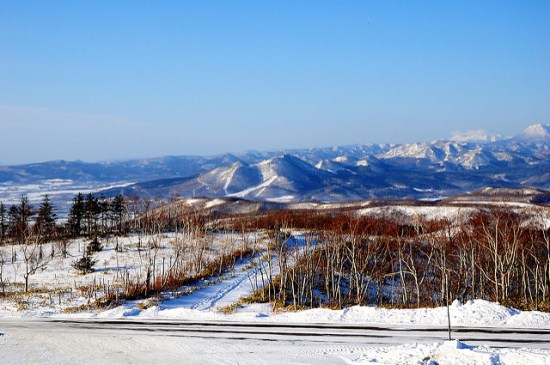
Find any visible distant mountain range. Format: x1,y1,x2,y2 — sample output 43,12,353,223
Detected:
1,124,549,210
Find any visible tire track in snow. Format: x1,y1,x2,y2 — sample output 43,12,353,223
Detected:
189,269,253,311
159,255,273,311
160,234,304,311
193,235,305,310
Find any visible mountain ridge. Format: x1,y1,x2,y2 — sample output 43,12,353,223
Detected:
1,124,549,209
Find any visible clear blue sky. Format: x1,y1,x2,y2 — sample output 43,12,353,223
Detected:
1,1,549,164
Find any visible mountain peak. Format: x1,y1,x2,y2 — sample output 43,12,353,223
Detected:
263,153,310,167
514,124,550,142
449,129,503,143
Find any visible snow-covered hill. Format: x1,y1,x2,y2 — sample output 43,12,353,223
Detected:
514,123,550,142
1,124,549,207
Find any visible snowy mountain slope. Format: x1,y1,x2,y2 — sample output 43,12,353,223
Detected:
381,143,447,163
514,123,550,143
1,124,549,206
135,154,338,201
180,162,264,196
315,159,352,173
455,147,499,170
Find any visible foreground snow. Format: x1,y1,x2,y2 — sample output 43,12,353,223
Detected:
3,271,549,364
2,285,550,365
1,233,549,363
64,299,548,331
340,340,550,365
1,324,548,365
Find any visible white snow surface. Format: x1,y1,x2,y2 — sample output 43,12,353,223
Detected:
515,123,550,142
356,205,477,221
2,300,550,364
1,328,548,365
1,232,550,363
69,299,549,331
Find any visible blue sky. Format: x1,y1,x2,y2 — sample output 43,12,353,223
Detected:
1,1,549,164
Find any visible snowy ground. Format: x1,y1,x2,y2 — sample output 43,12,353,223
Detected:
0,179,133,215
0,231,266,315
356,205,477,221
1,232,550,363
1,318,549,364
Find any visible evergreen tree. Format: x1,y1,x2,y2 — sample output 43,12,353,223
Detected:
72,254,97,274
9,196,34,244
84,193,100,237
110,195,125,233
67,193,84,237
18,195,34,227
98,193,109,234
35,195,57,242
7,205,20,239
0,202,6,243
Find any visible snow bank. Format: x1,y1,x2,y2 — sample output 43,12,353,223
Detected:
265,299,550,328
39,299,548,330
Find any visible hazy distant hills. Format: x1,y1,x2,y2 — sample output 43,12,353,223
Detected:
0,154,243,184
1,124,549,207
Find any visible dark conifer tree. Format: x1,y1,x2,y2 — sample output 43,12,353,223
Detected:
0,202,6,243
8,196,34,244
84,193,100,238
98,193,109,234
111,195,125,234
7,205,20,239
35,195,57,242
67,193,84,237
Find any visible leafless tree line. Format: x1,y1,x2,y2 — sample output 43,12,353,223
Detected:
251,208,550,311
1,193,548,313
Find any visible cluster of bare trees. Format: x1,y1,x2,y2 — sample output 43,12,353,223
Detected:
252,208,550,311
97,211,256,305
116,202,550,311
1,192,548,313
0,194,255,298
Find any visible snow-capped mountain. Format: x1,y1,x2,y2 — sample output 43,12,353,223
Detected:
1,124,549,208
449,129,504,143
513,123,550,143
128,154,336,202
455,147,499,170
381,143,447,163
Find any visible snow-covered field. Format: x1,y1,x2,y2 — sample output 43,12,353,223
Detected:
1,232,549,364
0,231,266,315
356,205,477,221
0,179,133,215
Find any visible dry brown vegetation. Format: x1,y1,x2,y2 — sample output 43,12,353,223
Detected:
1,194,549,312
219,207,550,311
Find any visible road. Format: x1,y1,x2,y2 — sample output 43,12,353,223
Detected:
1,318,549,364
4,318,550,347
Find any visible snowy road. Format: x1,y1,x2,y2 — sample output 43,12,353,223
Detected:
8,318,550,348
1,318,549,364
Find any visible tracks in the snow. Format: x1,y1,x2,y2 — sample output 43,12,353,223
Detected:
2,318,549,349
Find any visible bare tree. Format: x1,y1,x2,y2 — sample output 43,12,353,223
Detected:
21,235,52,292
0,249,7,295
